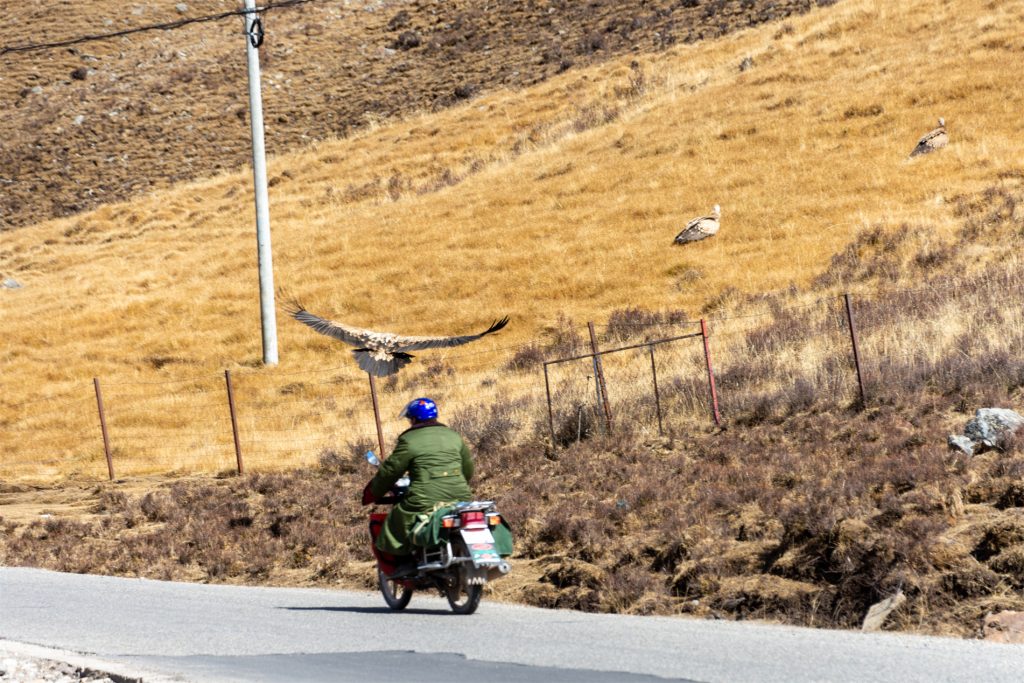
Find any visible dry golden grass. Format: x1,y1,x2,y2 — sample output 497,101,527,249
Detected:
2,0,1024,480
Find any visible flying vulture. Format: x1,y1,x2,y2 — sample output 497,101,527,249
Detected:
287,302,510,376
909,117,948,158
674,204,721,244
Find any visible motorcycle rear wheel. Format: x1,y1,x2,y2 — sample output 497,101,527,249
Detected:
446,581,482,615
378,568,414,610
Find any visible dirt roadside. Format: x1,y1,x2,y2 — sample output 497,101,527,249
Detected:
4,408,1024,640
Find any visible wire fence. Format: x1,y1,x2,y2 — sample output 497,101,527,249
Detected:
5,279,1024,481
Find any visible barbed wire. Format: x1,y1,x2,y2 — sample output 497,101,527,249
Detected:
1,393,95,412
103,415,232,432
0,430,97,447
101,373,221,388
233,362,366,382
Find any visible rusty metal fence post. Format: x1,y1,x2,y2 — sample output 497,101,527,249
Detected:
224,370,244,475
700,319,722,427
649,345,663,436
368,373,386,457
587,322,613,432
844,293,867,407
543,330,701,446
543,362,556,444
93,377,114,480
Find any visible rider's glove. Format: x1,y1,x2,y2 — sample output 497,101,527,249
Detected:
361,480,378,506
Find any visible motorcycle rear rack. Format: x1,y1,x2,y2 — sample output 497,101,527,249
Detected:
415,540,503,572
417,541,461,571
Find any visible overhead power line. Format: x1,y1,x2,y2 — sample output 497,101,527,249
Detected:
0,0,324,58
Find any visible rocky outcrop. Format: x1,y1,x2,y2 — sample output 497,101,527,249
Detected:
983,611,1024,644
948,408,1024,456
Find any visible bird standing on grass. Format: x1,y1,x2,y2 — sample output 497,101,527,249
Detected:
674,204,721,244
286,301,509,376
909,117,948,158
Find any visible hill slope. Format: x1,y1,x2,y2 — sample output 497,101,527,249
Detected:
0,0,835,230
1,0,1023,478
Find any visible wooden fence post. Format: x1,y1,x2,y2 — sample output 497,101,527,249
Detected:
587,322,613,432
93,377,114,481
844,293,867,407
700,319,722,427
224,370,244,475
649,345,664,436
368,373,386,457
543,362,556,445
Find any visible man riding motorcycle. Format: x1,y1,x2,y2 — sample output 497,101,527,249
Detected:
364,397,474,575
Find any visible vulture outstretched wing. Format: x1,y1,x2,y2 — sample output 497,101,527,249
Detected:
287,303,381,347
286,299,510,376
396,316,511,351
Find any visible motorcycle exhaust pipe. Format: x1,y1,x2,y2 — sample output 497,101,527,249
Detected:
486,561,512,582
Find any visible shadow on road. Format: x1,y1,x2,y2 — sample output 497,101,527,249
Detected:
279,605,455,615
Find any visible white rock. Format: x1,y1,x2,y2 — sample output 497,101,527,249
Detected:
947,434,974,455
862,590,905,631
949,408,1024,455
965,408,1024,448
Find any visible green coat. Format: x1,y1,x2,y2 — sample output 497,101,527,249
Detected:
370,421,474,555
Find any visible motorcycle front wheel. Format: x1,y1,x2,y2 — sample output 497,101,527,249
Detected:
378,568,414,610
446,579,482,615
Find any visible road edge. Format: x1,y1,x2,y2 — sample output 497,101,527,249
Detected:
0,639,179,683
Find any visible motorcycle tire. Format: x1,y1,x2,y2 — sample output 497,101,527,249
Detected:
378,568,414,610
446,581,482,615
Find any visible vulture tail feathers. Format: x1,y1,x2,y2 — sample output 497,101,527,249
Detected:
353,350,414,377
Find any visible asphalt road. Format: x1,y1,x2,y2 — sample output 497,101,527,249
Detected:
1,568,1022,682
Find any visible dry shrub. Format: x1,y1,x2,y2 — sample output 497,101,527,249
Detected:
988,545,1024,584
505,344,546,372
3,470,369,584
450,399,525,455
603,307,690,343
547,395,599,448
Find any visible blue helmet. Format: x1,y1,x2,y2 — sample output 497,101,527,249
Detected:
400,397,438,421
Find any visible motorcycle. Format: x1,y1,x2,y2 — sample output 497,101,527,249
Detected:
362,451,512,615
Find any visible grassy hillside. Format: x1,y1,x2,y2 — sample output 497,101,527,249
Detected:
2,0,1024,480
0,0,831,230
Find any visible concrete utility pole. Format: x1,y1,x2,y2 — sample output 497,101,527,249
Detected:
242,0,278,365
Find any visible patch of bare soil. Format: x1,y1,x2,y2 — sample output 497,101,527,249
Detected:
1,0,837,231
3,402,1024,636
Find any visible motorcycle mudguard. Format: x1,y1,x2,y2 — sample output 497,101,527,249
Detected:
459,527,502,567
369,513,400,576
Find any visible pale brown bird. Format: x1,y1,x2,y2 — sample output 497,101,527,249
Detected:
909,117,948,157
287,301,509,376
674,204,721,244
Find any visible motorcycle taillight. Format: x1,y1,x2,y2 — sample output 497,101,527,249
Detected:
460,510,486,527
